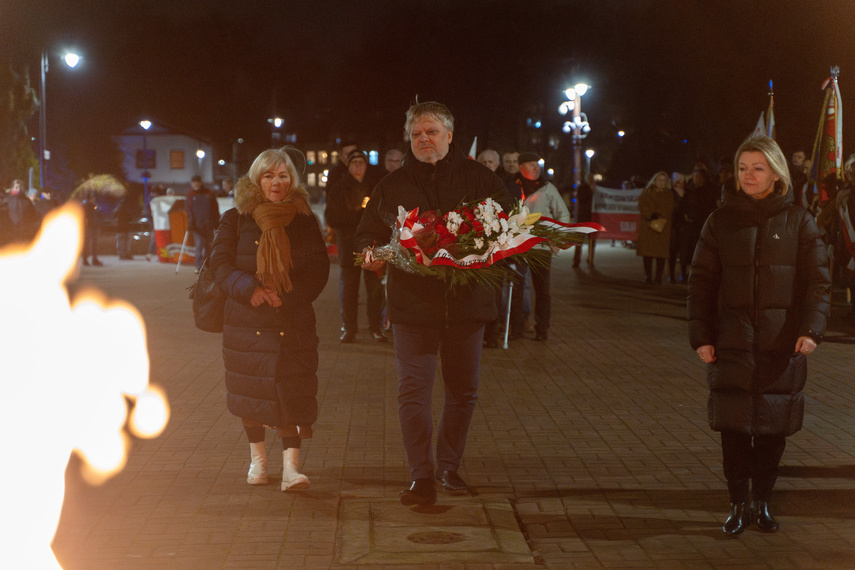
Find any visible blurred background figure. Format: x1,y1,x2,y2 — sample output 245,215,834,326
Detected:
573,173,596,268
0,179,39,247
476,149,500,172
636,171,674,284
185,175,220,273
325,149,386,343
384,147,405,174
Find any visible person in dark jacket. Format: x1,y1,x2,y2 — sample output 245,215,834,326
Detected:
186,175,220,273
0,179,39,247
688,135,830,535
324,149,386,343
209,148,329,492
356,101,512,506
573,173,596,268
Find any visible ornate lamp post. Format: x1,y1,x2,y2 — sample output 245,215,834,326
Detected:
559,83,591,191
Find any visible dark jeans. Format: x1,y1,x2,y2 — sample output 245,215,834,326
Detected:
339,264,385,332
116,231,131,257
392,322,485,480
510,258,552,336
721,431,787,503
193,229,214,270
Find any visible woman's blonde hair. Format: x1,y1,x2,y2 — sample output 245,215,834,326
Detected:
644,170,672,191
733,135,791,195
247,148,302,190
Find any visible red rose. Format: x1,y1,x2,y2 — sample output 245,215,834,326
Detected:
437,233,456,248
458,222,472,235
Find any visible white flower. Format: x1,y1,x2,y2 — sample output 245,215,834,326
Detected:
474,237,484,249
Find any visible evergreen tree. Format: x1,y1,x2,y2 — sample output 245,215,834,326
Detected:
0,64,39,189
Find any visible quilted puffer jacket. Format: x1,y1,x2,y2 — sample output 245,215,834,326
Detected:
208,177,329,429
687,190,830,436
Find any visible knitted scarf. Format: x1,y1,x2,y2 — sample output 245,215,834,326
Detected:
252,202,299,294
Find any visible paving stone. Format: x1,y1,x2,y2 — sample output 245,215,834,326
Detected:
47,243,855,569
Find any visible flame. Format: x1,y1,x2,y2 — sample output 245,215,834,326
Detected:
0,205,169,568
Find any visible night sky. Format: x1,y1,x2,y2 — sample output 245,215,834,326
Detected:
3,0,855,187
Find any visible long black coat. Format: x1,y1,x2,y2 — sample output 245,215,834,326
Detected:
688,190,830,436
209,202,329,429
354,146,512,328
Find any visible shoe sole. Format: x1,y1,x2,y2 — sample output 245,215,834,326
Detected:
247,476,268,485
281,477,310,491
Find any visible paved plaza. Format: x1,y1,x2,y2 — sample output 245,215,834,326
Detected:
51,241,855,569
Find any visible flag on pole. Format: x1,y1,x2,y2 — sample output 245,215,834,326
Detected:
752,113,766,138
766,80,776,139
809,67,844,206
468,136,478,159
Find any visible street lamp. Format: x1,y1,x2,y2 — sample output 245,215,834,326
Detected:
559,83,591,191
232,138,244,186
585,149,595,175
139,120,152,207
268,117,283,147
39,47,80,189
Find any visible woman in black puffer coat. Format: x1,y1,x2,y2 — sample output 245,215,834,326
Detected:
688,136,830,535
209,148,329,492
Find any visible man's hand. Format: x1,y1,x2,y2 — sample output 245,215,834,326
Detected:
360,247,386,272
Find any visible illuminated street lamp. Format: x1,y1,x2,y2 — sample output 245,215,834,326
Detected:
585,149,595,174
559,83,591,191
139,120,152,207
268,116,283,147
39,47,80,189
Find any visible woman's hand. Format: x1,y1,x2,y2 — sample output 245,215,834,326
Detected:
795,336,817,356
697,344,716,364
250,286,282,308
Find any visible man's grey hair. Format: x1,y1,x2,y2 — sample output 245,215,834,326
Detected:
404,100,454,135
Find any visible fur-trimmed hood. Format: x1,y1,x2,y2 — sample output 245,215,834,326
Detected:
233,176,312,216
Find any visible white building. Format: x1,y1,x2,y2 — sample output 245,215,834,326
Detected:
114,122,216,192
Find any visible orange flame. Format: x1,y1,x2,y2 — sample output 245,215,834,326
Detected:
0,205,169,568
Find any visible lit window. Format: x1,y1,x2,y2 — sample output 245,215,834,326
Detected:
307,151,316,166
319,152,328,165
331,151,339,164
170,150,184,169
307,173,317,187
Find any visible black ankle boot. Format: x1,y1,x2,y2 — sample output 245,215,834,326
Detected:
722,502,752,535
752,500,779,532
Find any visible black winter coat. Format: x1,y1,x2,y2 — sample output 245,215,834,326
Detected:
355,146,512,327
324,173,374,267
356,145,511,327
687,190,830,436
209,205,329,429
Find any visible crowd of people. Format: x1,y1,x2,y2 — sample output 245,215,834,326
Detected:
3,100,852,537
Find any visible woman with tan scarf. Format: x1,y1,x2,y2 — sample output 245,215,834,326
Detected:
209,148,329,491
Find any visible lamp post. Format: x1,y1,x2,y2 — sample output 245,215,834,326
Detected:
559,83,591,192
585,149,595,175
139,120,152,208
39,47,80,189
268,117,283,148
232,138,244,186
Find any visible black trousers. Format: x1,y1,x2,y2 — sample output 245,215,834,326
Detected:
720,431,786,503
